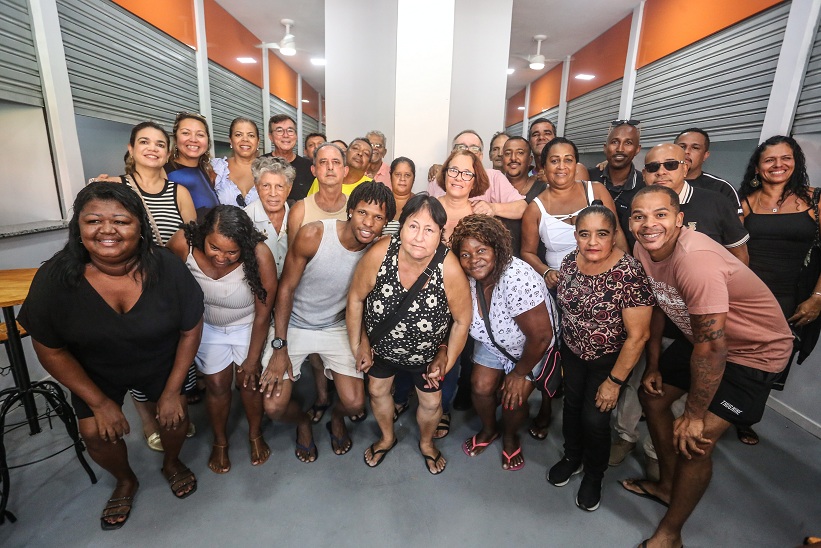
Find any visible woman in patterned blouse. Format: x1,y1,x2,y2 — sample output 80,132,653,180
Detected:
549,203,655,511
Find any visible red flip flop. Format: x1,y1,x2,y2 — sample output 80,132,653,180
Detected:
462,433,499,457
502,446,525,471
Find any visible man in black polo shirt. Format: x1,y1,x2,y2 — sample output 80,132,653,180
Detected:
587,120,644,249
675,127,742,215
261,114,314,202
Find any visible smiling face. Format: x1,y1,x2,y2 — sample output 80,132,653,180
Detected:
129,127,169,169
230,121,259,159
399,206,442,261
756,142,795,187
629,190,685,261
348,199,388,244
575,212,616,264
543,142,577,187
529,121,556,159
269,118,296,153
604,125,641,170
203,230,241,269
444,153,476,198
79,199,141,264
175,117,209,164
502,138,531,179
458,237,496,283
256,171,290,215
390,160,415,196
643,144,688,194
367,133,386,164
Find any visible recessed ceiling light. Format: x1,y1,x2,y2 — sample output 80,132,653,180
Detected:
517,106,525,111
237,57,256,64
311,58,326,66
302,99,310,103
575,73,595,80
507,68,515,75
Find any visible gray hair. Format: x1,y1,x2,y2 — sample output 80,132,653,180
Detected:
252,156,295,186
366,130,387,145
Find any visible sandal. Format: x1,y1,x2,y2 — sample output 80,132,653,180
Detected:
100,485,138,531
145,423,196,452
502,446,525,471
349,409,368,423
295,426,318,463
364,438,398,468
736,425,760,445
433,413,450,439
419,443,446,475
308,401,331,424
208,444,231,474
528,420,549,441
249,435,271,466
462,433,499,457
393,401,410,422
326,421,353,455
162,464,197,499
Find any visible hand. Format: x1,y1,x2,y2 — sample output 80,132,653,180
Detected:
501,371,530,410
259,349,292,398
471,200,494,216
596,160,607,171
354,340,374,373
673,413,711,459
788,295,821,326
89,174,120,183
595,378,620,412
90,398,130,442
156,390,185,430
423,346,448,389
428,164,442,182
642,368,664,396
544,269,559,289
238,356,263,390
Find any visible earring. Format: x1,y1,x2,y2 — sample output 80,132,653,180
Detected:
347,213,352,219
750,176,760,188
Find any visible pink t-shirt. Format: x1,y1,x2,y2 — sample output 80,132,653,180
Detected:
427,168,524,203
370,161,391,189
634,228,791,373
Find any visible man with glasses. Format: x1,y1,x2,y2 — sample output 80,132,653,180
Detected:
365,130,391,187
262,115,314,202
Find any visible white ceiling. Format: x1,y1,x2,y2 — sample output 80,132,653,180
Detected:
217,0,641,99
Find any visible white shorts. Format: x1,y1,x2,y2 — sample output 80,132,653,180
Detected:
195,322,252,375
261,324,361,381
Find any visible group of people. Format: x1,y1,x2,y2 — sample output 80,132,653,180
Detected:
16,110,816,548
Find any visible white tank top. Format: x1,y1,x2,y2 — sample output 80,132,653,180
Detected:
185,252,255,327
533,180,595,269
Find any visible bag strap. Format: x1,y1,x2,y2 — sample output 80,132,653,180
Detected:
121,174,164,245
367,243,448,345
813,187,821,245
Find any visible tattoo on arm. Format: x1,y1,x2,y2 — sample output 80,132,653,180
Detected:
692,316,724,343
687,313,727,416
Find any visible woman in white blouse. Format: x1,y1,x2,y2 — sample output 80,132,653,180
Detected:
213,117,261,207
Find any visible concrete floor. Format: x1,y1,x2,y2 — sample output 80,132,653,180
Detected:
1,377,819,548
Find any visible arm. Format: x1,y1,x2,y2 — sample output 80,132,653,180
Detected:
176,185,197,224
165,229,189,261
286,200,305,248
593,183,629,252
595,305,652,412
156,318,204,428
520,201,556,288
642,306,667,396
238,243,278,388
675,312,728,458
346,238,388,373
472,199,527,220
259,222,321,397
574,163,590,181
726,243,749,266
427,252,471,386
502,303,552,410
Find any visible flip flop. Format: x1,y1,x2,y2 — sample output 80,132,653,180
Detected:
309,401,331,424
736,425,760,445
502,446,525,471
419,443,446,475
621,479,669,508
295,426,318,463
349,409,368,423
528,420,549,441
462,433,500,457
163,465,197,499
326,421,353,455
393,401,410,422
249,435,270,466
100,489,137,531
364,438,398,468
433,413,450,439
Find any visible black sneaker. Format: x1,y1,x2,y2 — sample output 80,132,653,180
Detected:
575,474,601,511
547,457,582,486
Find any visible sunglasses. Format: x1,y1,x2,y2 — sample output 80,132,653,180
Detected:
645,160,685,173
236,194,246,207
611,119,640,127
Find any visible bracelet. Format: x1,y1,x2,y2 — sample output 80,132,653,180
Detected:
813,292,821,298
608,373,626,386
438,344,448,350
542,268,552,279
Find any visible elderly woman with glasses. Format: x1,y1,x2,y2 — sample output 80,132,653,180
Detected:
244,156,294,277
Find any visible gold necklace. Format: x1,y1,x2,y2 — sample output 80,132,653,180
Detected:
756,192,780,213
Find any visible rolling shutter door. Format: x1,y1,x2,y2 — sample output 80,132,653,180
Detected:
632,2,790,144
564,80,622,153
0,0,42,106
303,114,319,137
57,0,199,126
505,121,524,138
270,94,297,123
209,60,264,144
793,19,821,134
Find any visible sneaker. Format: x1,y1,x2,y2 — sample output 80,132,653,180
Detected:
645,455,660,482
609,438,636,466
547,457,583,486
575,474,602,511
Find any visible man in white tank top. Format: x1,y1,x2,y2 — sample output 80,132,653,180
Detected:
258,183,396,460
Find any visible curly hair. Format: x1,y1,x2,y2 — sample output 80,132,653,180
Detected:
738,135,810,206
252,155,295,186
450,214,513,286
347,181,397,223
169,112,215,179
182,205,268,303
49,182,160,289
436,149,490,197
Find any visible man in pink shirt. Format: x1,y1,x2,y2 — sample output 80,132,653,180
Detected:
365,130,391,187
625,185,792,548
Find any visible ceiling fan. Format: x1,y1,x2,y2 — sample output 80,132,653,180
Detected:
257,18,297,56
511,34,565,71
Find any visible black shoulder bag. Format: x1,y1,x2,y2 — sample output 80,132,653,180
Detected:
476,283,562,396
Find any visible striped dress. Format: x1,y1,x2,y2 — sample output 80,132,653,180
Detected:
125,177,184,245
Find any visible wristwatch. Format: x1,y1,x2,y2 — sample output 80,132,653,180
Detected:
271,337,287,350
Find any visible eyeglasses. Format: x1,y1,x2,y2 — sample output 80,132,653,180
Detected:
446,167,476,181
236,194,246,207
644,160,685,173
370,143,385,150
272,127,296,136
611,119,640,127
453,144,482,154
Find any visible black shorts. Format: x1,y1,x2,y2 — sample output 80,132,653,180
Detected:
659,338,780,426
368,354,440,393
71,368,184,420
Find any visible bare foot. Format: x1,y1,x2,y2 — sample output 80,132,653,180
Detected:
249,435,270,466
295,423,317,463
326,420,352,455
208,444,230,474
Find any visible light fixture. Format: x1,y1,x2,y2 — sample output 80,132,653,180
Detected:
236,57,256,64
279,19,296,56
507,68,515,75
529,35,547,71
311,58,326,66
575,73,595,80
517,106,525,111
302,99,310,103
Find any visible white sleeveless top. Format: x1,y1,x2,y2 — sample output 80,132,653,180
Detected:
533,180,595,269
185,252,255,327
